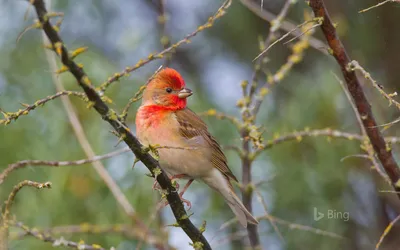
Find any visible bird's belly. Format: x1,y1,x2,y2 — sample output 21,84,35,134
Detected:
158,145,213,178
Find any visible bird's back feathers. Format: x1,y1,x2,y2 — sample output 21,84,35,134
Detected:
175,108,238,182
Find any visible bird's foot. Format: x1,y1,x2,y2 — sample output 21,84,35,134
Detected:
152,174,187,190
162,193,192,210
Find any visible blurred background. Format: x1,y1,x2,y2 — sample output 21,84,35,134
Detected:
1,0,400,249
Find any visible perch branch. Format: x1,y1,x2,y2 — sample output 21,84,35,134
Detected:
31,0,214,248
39,10,162,247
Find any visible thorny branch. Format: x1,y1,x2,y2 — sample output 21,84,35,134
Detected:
29,0,233,248
0,91,86,125
309,0,400,197
39,12,162,247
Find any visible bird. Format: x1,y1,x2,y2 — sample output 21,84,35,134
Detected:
135,67,258,228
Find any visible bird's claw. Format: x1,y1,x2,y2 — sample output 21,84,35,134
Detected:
162,193,192,210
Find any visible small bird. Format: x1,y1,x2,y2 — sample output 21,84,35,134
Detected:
135,68,258,228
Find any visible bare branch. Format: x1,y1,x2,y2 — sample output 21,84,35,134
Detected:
0,147,131,185
1,180,51,248
0,91,86,125
253,17,322,61
120,66,163,122
238,0,328,55
10,223,163,246
10,221,105,250
359,0,400,13
375,213,400,250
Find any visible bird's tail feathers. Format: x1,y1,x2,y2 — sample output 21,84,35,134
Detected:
203,169,259,228
225,187,259,228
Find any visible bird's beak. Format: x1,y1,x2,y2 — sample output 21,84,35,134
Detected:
178,88,193,99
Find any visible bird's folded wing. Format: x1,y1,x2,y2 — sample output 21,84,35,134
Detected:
175,108,238,182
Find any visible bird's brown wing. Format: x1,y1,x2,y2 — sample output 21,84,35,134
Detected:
175,108,238,182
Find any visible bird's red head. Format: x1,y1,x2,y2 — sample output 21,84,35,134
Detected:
142,68,192,110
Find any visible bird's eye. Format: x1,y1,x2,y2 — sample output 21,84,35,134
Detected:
166,87,173,93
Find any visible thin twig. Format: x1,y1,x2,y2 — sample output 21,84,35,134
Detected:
348,60,400,110
359,0,400,13
375,213,400,250
252,16,316,116
98,0,232,92
10,223,163,245
220,214,344,240
253,18,322,61
239,0,328,55
1,180,51,248
254,188,284,242
10,221,106,250
0,147,131,185
332,72,391,184
120,66,163,122
0,91,85,125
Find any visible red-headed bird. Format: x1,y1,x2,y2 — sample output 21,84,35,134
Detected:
135,68,258,227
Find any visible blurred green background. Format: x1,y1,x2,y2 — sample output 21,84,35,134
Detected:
1,0,400,249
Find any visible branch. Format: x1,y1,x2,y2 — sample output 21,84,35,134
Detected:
252,13,317,116
359,0,400,13
2,181,52,224
199,109,242,130
239,0,328,55
120,66,163,122
31,0,213,248
38,13,162,247
10,221,105,250
375,213,400,250
333,72,391,184
0,147,131,185
348,60,400,110
98,0,232,92
10,223,163,246
220,213,344,241
0,91,86,125
240,130,260,248
309,0,400,197
1,180,51,249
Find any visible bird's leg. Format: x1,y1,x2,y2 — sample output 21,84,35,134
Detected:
178,179,194,210
161,179,194,210
152,174,187,190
